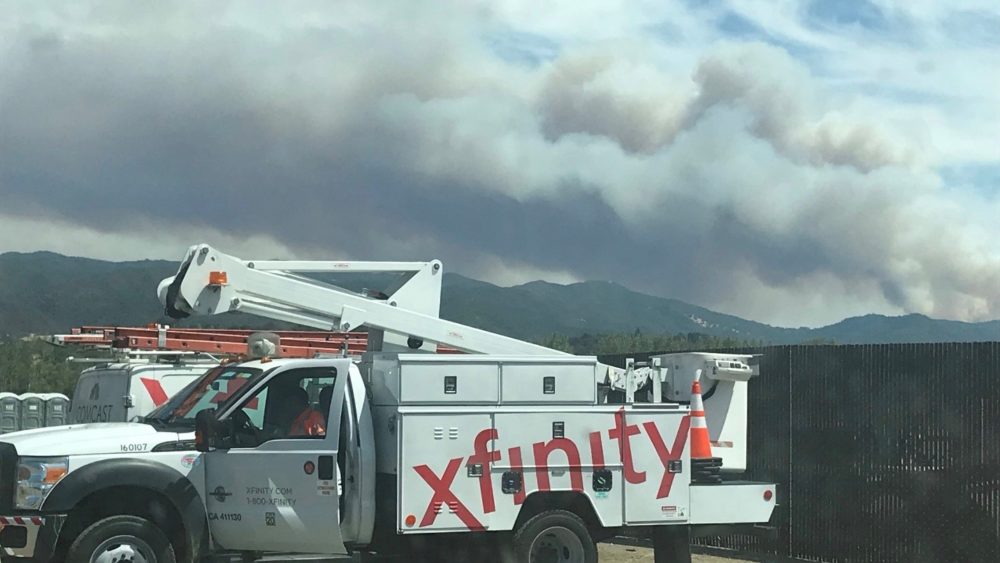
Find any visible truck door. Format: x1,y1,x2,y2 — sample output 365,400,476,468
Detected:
203,361,350,554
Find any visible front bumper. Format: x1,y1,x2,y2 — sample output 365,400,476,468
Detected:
0,514,66,561
0,442,66,562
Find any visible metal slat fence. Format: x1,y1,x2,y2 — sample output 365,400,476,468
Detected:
599,343,1000,562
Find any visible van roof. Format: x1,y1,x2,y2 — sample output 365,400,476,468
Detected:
80,361,218,373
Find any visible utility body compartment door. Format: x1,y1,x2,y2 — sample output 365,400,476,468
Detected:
622,408,691,524
203,360,351,555
399,412,494,532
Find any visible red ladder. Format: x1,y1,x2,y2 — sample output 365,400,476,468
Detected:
55,325,459,356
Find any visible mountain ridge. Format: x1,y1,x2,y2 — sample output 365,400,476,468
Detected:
1,251,998,344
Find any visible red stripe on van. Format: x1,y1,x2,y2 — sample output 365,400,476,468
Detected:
140,378,169,406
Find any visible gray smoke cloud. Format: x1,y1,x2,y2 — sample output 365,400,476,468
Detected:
539,44,908,171
0,3,997,326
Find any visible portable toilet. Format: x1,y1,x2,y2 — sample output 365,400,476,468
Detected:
41,393,71,427
0,393,21,434
18,393,46,430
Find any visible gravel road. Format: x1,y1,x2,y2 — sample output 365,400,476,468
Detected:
599,543,752,563
321,544,752,562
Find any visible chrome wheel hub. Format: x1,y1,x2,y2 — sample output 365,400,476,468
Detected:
529,526,585,563
91,535,155,563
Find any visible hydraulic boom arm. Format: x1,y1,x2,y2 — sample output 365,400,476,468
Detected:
157,244,674,395
158,244,566,356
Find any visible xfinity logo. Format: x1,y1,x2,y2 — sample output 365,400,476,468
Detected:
211,486,232,502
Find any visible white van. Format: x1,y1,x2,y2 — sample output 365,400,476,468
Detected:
69,360,218,423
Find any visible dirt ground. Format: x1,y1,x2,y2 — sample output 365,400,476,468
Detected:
599,543,752,563
331,544,751,562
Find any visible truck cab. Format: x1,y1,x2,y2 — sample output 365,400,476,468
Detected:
193,357,370,556
0,361,267,563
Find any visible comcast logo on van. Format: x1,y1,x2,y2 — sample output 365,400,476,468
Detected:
89,384,99,400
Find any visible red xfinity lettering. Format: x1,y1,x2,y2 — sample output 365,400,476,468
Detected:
413,458,485,531
468,429,501,513
414,412,693,532
609,408,645,483
589,431,606,469
533,438,584,492
643,417,691,499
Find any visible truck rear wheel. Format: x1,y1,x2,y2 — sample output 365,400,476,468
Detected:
66,515,176,563
512,510,597,563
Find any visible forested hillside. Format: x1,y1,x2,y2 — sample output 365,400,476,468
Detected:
3,251,999,345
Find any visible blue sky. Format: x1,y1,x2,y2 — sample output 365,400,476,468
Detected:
0,1,997,327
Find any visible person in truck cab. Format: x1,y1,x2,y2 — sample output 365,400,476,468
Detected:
284,386,326,437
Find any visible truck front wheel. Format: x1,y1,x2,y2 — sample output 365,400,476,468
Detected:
66,515,177,563
512,510,597,563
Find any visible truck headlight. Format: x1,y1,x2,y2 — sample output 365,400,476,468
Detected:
16,457,69,510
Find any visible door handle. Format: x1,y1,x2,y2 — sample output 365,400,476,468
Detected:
318,455,334,480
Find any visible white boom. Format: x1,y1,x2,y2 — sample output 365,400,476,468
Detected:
157,244,569,356
157,244,667,394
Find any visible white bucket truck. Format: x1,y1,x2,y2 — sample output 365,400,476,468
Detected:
0,245,775,563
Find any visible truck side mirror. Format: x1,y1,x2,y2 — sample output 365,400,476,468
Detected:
195,408,223,452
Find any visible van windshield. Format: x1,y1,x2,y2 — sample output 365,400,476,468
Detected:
145,365,263,427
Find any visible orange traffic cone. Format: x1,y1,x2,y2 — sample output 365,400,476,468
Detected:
690,379,713,459
690,379,722,483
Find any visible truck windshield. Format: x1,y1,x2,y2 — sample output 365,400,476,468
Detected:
145,365,263,427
